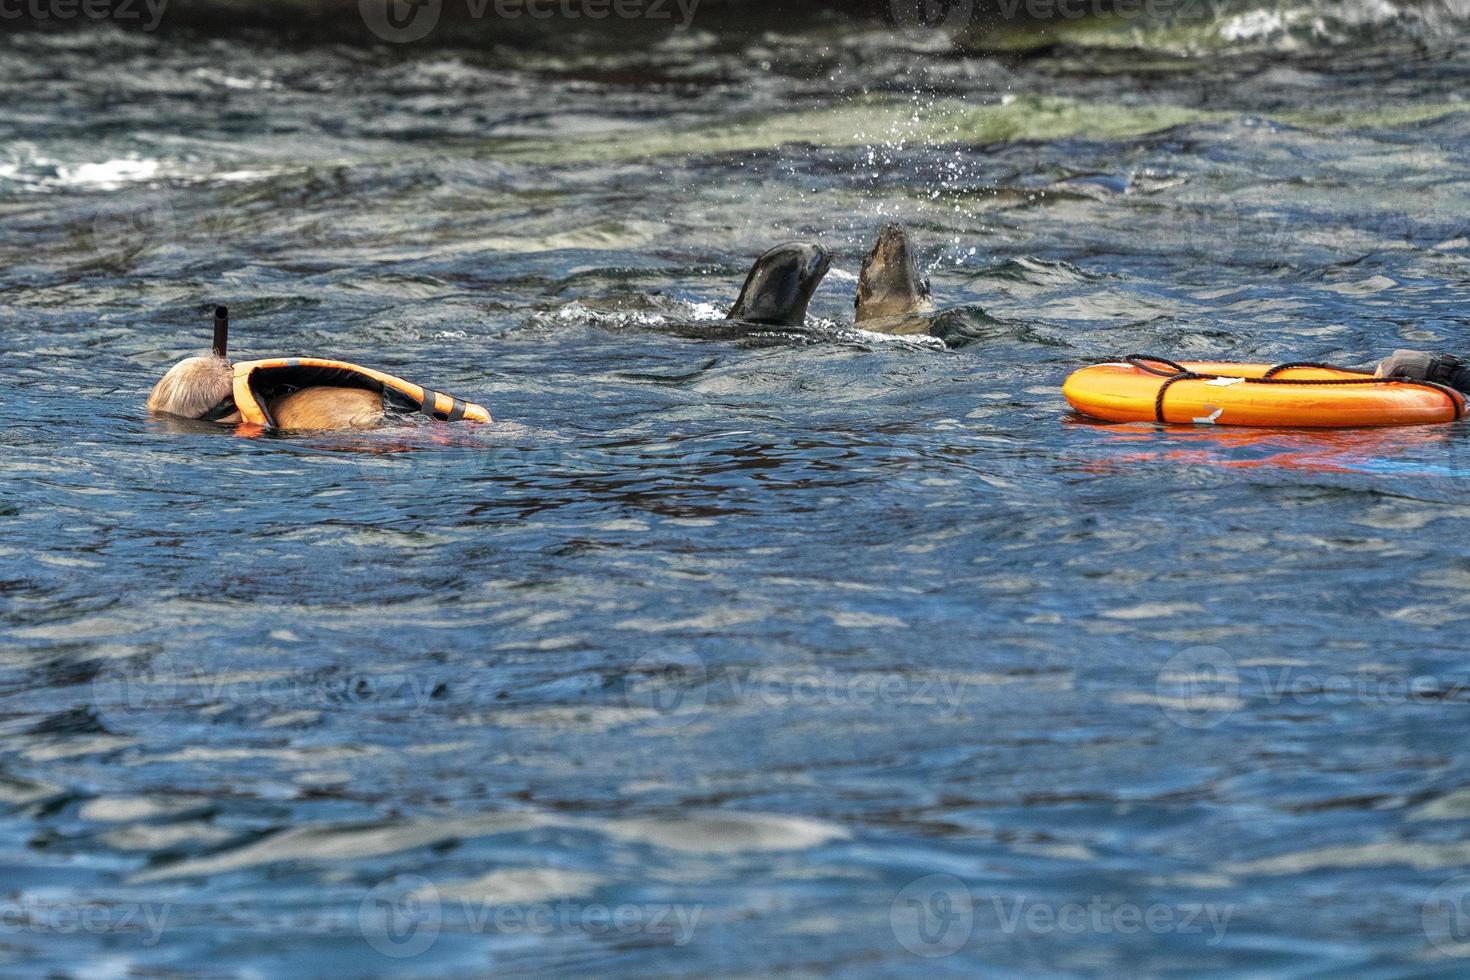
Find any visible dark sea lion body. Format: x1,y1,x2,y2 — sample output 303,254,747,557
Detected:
650,240,832,343
727,241,832,327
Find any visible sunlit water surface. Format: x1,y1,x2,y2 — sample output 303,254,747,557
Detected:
4,6,1470,975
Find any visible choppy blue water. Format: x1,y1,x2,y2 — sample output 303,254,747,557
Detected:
5,7,1470,976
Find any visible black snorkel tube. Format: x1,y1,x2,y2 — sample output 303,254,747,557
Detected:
199,304,238,421
212,305,228,358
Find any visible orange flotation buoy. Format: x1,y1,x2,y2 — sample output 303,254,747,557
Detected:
1064,356,1465,428
230,357,492,428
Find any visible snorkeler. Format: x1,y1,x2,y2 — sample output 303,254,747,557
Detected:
147,307,492,430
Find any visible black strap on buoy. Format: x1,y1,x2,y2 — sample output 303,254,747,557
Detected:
415,389,469,423
1123,353,1465,424
212,306,229,359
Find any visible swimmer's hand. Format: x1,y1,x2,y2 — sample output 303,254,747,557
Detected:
1376,349,1439,380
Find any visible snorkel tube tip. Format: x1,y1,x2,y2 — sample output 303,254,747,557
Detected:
212,305,228,359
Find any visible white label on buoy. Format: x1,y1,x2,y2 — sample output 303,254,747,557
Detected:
1205,376,1245,387
1194,406,1224,424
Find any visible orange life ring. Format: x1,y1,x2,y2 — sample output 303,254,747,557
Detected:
1064,359,1464,428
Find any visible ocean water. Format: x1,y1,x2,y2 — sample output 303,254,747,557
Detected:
4,3,1470,975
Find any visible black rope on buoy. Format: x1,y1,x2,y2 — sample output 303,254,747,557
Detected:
212,306,229,359
1260,361,1370,379
1153,371,1204,424
1125,354,1190,378
1119,354,1466,424
1125,355,1203,423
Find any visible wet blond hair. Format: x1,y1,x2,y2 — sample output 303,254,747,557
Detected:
147,355,233,419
